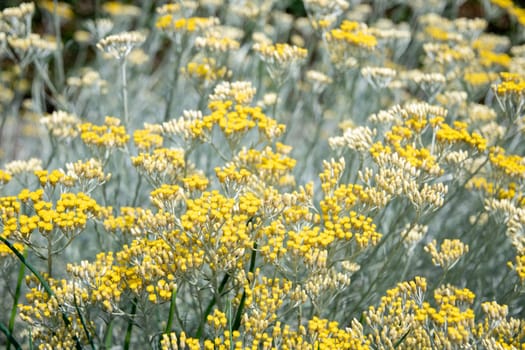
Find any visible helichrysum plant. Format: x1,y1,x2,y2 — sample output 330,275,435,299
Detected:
0,1,525,349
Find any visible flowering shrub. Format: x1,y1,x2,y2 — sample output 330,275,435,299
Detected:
0,0,525,349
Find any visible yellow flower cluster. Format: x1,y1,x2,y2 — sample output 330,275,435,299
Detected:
19,277,93,349
365,103,484,177
0,237,24,257
156,15,218,33
326,20,378,49
424,238,469,270
39,1,74,21
203,82,286,144
66,239,177,312
253,42,307,65
131,148,186,185
34,169,74,188
436,121,487,152
7,2,525,348
65,158,110,192
238,273,293,347
463,71,499,87
79,116,129,152
102,1,140,17
366,277,525,349
508,251,525,282
3,189,102,240
236,146,296,187
215,164,252,186
179,190,260,271
491,0,525,26
133,127,164,151
103,207,175,237
489,146,525,180
0,169,11,186
150,184,184,211
182,172,209,193
182,58,231,88
479,49,512,68
323,20,378,69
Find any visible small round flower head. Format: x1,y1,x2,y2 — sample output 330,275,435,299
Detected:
96,31,146,60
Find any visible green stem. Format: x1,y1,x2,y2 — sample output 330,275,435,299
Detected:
73,291,95,349
7,251,26,350
123,298,138,350
232,242,257,331
0,321,22,350
103,319,114,349
47,234,53,278
195,272,230,338
165,289,177,334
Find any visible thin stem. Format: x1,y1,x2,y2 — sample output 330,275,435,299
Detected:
52,0,65,89
132,175,143,207
33,60,68,110
124,297,138,350
7,251,26,350
195,272,230,338
232,242,258,331
73,288,95,349
47,234,53,278
121,59,129,126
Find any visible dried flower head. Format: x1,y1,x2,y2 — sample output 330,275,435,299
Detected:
361,66,397,90
4,158,43,176
96,31,146,60
40,110,80,141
